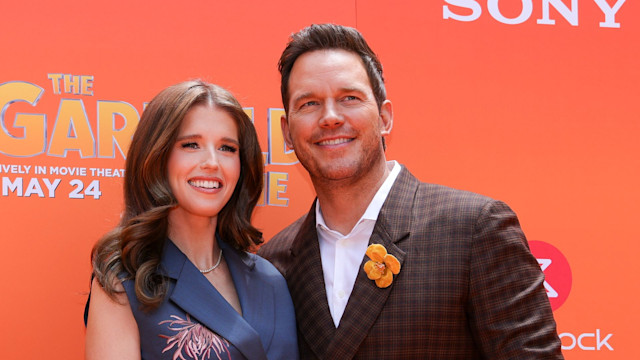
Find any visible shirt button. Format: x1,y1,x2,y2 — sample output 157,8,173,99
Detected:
337,290,345,299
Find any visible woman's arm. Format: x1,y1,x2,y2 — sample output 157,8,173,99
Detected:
85,277,141,360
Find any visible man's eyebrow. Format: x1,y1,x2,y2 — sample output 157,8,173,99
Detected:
340,86,366,94
291,92,314,105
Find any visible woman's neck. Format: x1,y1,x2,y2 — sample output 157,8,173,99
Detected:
167,210,219,269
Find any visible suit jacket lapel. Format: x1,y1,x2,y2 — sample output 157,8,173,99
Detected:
286,202,337,359
220,238,276,356
162,239,268,360
324,166,417,359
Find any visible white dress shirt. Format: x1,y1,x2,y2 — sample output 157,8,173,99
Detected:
316,161,401,327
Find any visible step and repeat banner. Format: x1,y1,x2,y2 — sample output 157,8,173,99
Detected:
0,0,636,358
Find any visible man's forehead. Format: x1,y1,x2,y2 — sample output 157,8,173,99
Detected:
285,48,373,109
294,48,364,67
289,49,368,83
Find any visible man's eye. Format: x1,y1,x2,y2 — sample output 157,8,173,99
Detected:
300,101,319,109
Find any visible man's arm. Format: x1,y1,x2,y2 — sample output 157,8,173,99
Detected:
467,200,563,359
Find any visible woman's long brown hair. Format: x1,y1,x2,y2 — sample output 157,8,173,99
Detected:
90,80,264,309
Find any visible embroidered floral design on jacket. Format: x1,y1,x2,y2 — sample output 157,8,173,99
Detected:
363,244,401,288
159,314,231,360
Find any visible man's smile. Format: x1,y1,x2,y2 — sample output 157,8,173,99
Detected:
316,137,354,146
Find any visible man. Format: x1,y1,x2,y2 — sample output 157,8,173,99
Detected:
258,23,563,359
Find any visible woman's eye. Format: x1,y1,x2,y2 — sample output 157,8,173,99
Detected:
181,142,199,149
220,145,238,153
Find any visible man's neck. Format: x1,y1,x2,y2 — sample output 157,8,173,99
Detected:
314,160,391,235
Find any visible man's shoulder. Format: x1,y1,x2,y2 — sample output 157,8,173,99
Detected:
397,166,489,202
263,214,306,248
275,214,308,241
257,213,310,273
418,181,492,203
396,165,496,214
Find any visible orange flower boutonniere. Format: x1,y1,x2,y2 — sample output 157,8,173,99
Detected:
363,244,401,288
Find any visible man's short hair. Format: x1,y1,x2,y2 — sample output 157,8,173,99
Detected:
278,23,387,114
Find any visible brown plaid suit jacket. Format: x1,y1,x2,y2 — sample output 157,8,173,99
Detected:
258,166,563,359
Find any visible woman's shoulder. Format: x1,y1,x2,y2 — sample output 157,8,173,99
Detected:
246,252,288,285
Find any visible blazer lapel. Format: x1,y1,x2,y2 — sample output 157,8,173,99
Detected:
163,240,268,360
324,166,417,359
220,238,276,356
286,202,337,359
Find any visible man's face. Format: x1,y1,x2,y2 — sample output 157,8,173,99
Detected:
281,49,392,185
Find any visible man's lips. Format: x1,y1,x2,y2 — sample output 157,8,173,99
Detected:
315,137,353,146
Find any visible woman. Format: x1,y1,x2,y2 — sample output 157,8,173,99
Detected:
85,80,298,360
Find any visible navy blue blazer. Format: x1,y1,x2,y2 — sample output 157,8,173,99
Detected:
120,237,298,360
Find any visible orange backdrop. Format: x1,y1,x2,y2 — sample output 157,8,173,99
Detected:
0,0,637,358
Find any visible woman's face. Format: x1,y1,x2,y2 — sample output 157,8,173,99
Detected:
166,104,241,222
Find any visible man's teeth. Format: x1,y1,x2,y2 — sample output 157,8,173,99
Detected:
189,180,220,189
318,138,351,146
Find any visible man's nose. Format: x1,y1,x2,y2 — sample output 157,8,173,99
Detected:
319,101,344,128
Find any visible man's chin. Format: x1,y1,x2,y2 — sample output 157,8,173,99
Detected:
310,164,363,183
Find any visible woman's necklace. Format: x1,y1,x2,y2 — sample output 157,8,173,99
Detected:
199,249,223,274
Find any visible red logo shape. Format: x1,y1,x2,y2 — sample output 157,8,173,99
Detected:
529,240,572,311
